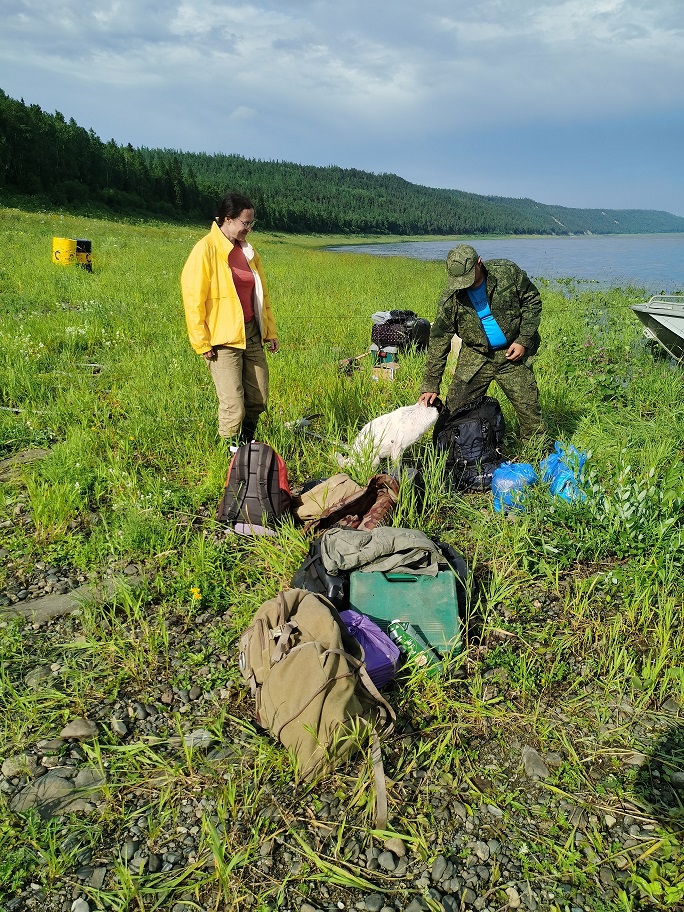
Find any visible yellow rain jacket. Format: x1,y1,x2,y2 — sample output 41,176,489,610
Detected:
181,221,277,354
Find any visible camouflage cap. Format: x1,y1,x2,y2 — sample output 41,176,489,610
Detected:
446,244,480,290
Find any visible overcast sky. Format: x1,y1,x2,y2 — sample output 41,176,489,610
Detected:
1,0,683,216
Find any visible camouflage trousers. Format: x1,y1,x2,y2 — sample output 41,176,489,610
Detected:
446,349,546,442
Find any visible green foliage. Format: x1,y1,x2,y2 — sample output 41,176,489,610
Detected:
630,846,684,907
2,88,684,234
513,457,684,572
0,816,39,894
583,461,684,558
0,811,97,900
2,207,684,910
480,642,571,695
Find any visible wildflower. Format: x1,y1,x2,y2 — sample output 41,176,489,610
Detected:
190,587,202,600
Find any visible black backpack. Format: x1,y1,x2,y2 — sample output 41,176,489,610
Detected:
291,538,349,610
217,442,292,531
371,310,431,352
433,396,505,492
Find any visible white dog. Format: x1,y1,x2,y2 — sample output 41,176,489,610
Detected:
336,402,440,470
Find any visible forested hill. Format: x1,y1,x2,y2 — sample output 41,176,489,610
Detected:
2,88,683,236
166,151,684,235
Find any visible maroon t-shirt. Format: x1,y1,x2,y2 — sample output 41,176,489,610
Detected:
228,243,255,323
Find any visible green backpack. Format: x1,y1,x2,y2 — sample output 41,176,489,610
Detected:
239,588,395,827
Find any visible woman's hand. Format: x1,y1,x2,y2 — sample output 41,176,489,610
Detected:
418,392,438,406
265,338,279,353
202,348,217,362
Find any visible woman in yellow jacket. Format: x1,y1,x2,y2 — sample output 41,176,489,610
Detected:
181,191,279,443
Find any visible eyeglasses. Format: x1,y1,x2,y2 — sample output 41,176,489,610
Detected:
234,218,256,229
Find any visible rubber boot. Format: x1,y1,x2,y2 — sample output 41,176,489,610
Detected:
239,420,257,445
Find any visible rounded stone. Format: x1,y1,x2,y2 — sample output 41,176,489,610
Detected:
363,894,384,912
60,719,99,742
506,887,521,909
2,753,42,779
25,666,53,689
431,854,447,881
474,841,490,862
377,850,396,871
405,900,429,912
383,836,407,857
120,840,139,862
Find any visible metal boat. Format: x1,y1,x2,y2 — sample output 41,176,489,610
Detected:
631,295,684,361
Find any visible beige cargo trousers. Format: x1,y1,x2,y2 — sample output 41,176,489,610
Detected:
208,319,268,438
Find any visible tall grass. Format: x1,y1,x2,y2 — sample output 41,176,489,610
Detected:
1,207,684,910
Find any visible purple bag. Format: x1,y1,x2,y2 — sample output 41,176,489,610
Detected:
339,610,400,689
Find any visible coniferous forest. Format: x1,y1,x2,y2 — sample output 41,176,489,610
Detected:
1,88,683,235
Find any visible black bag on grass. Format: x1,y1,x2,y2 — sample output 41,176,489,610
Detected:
291,538,349,610
435,540,472,614
433,396,505,492
371,310,431,352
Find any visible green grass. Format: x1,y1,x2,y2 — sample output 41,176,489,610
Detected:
1,206,683,911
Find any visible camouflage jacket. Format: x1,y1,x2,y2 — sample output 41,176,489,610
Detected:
420,259,542,394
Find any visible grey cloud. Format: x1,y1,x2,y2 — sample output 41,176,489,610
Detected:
611,23,650,40
5,0,683,117
0,0,682,213
271,37,310,52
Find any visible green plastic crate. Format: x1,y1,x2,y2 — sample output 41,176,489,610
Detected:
349,570,462,656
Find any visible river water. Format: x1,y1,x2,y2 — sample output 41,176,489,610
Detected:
326,234,684,293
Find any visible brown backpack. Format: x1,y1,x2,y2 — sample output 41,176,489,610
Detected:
239,588,395,827
304,473,399,536
291,473,364,522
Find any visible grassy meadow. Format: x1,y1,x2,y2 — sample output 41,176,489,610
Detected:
1,206,683,912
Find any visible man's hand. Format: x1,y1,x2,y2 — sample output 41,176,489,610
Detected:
202,348,217,362
505,342,526,361
418,392,438,406
265,338,279,353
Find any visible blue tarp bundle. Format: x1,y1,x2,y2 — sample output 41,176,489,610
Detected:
540,442,587,503
492,442,588,513
492,462,538,513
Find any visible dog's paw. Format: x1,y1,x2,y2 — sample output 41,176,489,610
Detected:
333,452,347,468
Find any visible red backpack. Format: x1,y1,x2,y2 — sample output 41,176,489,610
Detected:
217,442,292,533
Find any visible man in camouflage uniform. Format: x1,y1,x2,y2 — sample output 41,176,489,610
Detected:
418,244,546,442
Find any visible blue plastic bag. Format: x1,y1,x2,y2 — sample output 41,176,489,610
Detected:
492,462,538,513
540,442,587,503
